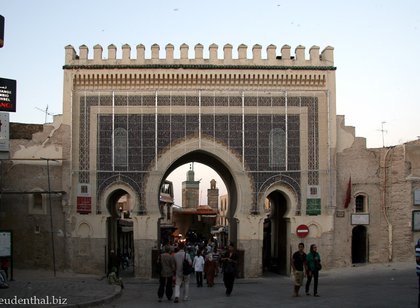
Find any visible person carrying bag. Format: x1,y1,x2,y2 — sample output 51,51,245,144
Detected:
174,242,192,303
183,251,194,275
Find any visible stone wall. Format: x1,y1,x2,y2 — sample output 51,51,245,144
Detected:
0,119,69,270
335,119,420,266
0,163,67,270
10,123,43,140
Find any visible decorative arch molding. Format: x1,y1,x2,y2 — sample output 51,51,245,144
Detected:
76,221,93,238
98,177,141,215
307,221,323,238
144,136,254,217
353,190,369,199
353,190,369,213
257,175,300,217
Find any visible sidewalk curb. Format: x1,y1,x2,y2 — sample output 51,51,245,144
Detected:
64,285,122,308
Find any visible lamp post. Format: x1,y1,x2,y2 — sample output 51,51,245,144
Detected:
42,158,57,277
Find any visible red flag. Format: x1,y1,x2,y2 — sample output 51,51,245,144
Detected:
344,176,352,208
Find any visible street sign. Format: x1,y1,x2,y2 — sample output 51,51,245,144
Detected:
296,224,309,238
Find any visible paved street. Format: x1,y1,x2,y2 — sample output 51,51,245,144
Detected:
0,262,416,307
101,262,417,308
0,270,118,308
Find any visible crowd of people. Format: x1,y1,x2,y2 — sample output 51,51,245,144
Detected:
156,240,238,303
291,243,322,297
108,239,323,302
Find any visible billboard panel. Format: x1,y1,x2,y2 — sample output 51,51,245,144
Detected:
0,78,16,112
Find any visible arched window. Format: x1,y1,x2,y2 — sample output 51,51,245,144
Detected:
114,128,128,167
355,194,368,213
28,190,47,215
34,193,43,210
269,128,286,168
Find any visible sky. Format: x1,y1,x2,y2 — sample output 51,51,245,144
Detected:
167,163,226,206
1,0,419,203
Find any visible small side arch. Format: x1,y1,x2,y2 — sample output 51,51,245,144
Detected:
260,184,298,275
259,181,299,218
307,221,323,238
99,181,140,217
77,221,93,238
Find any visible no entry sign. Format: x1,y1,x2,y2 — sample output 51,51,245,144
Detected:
296,224,309,238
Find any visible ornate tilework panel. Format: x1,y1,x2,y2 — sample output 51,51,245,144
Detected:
77,91,319,212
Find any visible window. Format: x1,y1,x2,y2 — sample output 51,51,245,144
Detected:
355,195,367,213
80,185,88,194
114,128,128,167
308,185,320,198
161,183,173,195
33,193,43,210
28,191,47,215
269,128,286,168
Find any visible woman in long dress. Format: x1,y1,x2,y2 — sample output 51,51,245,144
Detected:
204,252,218,287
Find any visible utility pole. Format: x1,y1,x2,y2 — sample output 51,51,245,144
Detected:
378,121,387,148
42,158,57,277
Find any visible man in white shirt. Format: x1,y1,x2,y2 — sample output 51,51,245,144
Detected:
193,250,205,287
173,242,192,303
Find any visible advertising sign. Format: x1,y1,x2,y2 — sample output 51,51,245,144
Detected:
0,77,17,112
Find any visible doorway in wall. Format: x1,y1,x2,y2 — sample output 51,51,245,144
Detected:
263,191,288,274
106,188,134,277
352,225,368,264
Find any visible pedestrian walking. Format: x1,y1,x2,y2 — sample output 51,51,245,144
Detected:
221,242,238,296
193,250,205,287
305,244,321,297
291,242,307,297
157,245,176,302
415,239,420,307
204,252,218,287
173,242,192,303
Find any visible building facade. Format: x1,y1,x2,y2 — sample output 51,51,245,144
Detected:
0,43,419,278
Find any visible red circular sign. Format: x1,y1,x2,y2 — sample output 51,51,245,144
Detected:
296,224,309,238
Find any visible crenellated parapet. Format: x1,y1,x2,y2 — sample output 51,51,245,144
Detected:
63,43,335,90
64,43,334,68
